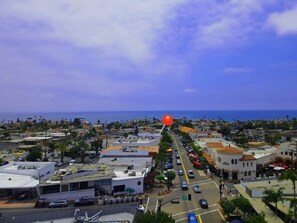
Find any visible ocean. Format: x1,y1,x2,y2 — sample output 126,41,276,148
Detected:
0,110,297,124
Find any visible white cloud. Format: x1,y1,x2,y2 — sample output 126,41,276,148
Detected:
0,0,185,63
223,67,253,74
192,0,267,48
267,4,297,35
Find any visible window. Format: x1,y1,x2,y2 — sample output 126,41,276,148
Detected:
247,162,249,167
244,171,247,176
251,162,253,166
61,184,68,192
70,182,79,191
231,159,234,164
42,185,60,194
281,152,283,155
248,171,251,176
235,159,237,164
218,157,221,162
285,151,288,155
113,185,125,193
243,163,245,167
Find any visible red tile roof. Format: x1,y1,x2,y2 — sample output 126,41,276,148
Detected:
239,154,257,161
217,147,243,154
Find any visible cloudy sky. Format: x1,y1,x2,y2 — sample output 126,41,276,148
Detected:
1,0,297,112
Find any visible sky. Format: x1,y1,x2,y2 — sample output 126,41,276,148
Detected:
0,0,297,112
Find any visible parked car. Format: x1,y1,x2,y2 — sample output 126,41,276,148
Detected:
136,205,145,212
164,163,173,170
178,169,183,176
187,170,195,178
74,196,95,206
17,192,30,200
188,213,198,223
199,199,208,208
48,200,68,208
181,181,188,190
176,159,181,165
193,185,201,193
176,154,180,159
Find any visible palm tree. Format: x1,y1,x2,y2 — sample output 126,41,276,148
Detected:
262,187,284,216
91,139,103,156
279,169,297,222
57,141,69,163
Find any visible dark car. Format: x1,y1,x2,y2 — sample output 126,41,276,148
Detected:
48,200,68,208
164,163,173,170
74,196,95,206
187,170,195,178
17,192,29,200
176,154,180,159
188,212,198,223
199,199,208,208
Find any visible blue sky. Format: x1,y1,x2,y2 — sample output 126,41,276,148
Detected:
0,0,297,112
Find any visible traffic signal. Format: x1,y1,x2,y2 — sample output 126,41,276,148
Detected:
188,194,192,201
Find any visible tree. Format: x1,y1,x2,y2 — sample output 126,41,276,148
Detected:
164,171,176,185
262,187,284,216
190,143,203,156
57,141,69,163
221,200,236,217
246,212,267,223
91,139,103,156
72,140,90,163
26,150,42,161
156,174,165,183
137,210,175,223
279,170,297,222
233,197,252,219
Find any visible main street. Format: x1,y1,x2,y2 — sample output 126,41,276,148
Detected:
145,133,226,223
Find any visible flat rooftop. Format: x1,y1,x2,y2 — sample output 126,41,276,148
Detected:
0,173,39,188
40,163,116,185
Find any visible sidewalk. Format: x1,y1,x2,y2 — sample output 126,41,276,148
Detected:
0,199,35,208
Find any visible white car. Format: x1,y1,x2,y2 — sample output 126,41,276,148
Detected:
136,205,145,212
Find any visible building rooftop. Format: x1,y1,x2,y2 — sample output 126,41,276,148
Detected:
239,154,257,161
40,164,116,185
206,142,224,148
0,173,39,188
217,147,243,154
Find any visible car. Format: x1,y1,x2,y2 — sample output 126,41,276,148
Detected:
164,163,173,170
74,196,95,206
199,199,208,208
181,181,188,190
178,169,183,176
188,213,198,223
136,205,145,212
167,158,173,163
17,192,29,200
69,160,77,165
48,200,68,208
193,185,201,193
176,159,181,165
176,154,180,159
187,170,195,178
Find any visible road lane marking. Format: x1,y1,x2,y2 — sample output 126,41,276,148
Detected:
145,197,150,213
172,134,189,184
171,203,217,216
155,199,158,213
175,209,222,222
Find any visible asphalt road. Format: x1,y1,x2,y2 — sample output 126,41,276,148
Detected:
145,133,226,223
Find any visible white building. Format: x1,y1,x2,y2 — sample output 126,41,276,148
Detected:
37,163,146,202
0,162,55,197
